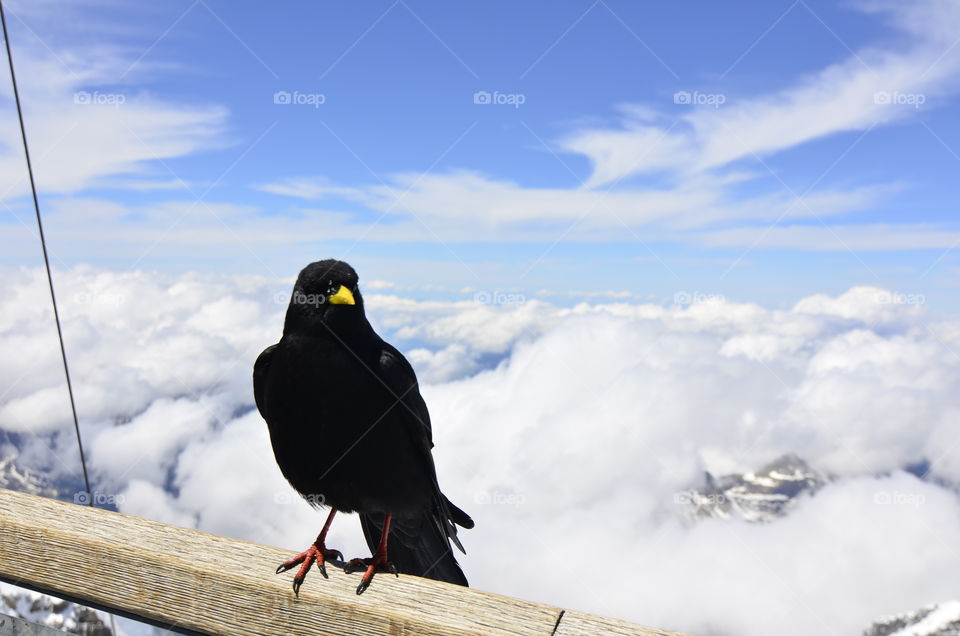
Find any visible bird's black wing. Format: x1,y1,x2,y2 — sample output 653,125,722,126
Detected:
358,342,473,586
253,344,278,419
377,342,474,537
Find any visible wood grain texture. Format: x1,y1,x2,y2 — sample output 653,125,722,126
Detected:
554,610,694,636
0,488,690,636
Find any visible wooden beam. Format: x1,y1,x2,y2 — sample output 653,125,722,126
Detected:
0,488,690,636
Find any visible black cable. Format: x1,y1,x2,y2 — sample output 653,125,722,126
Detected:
0,0,92,505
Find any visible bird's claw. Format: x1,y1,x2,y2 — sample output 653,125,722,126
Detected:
345,557,397,595
314,549,343,579
356,577,373,595
276,544,343,596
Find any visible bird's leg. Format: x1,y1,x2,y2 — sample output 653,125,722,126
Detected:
276,508,343,596
345,513,398,595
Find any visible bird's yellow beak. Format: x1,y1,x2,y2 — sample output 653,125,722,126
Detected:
328,285,356,305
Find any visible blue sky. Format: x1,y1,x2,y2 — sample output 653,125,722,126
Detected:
1,0,959,308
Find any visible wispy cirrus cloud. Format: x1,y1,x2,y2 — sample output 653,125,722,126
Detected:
564,0,960,186
261,170,892,232
256,0,960,252
699,223,960,251
0,4,229,198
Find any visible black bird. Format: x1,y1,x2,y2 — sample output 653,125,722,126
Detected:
254,259,473,595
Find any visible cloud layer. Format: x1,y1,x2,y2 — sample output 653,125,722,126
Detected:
2,266,960,634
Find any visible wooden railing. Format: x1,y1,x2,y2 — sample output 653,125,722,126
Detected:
0,488,689,635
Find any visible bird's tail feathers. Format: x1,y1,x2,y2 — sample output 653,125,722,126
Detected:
360,509,469,587
435,492,472,554
445,496,474,529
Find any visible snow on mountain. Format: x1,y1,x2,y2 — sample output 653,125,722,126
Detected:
864,601,960,636
676,453,826,522
0,584,112,635
0,453,60,499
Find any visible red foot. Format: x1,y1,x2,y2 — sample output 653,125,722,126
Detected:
276,541,343,596
345,513,396,595
344,554,397,595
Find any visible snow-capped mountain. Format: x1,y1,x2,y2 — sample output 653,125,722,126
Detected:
0,454,60,499
0,585,113,636
677,456,960,635
863,601,960,636
677,453,825,522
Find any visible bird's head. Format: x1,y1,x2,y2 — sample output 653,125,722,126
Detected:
283,259,367,334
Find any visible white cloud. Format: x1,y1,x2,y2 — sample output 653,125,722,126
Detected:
257,176,365,201
256,171,891,237
119,479,196,529
405,344,481,384
254,0,960,251
564,0,960,186
0,265,282,438
3,267,960,635
0,11,228,198
369,294,557,354
698,223,960,251
90,396,219,485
